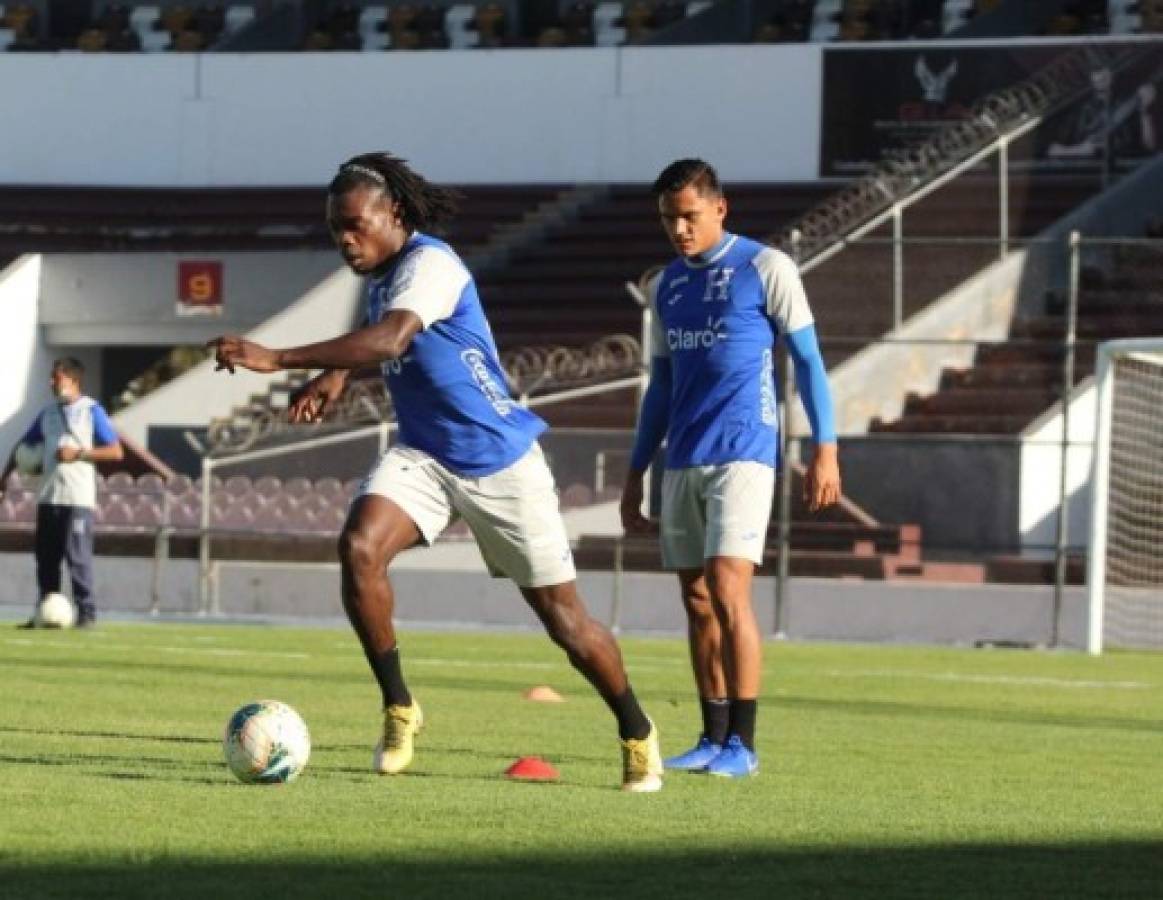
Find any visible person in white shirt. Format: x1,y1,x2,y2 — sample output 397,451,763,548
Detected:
1,358,124,627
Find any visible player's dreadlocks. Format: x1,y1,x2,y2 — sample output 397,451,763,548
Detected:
329,152,461,232
651,158,723,199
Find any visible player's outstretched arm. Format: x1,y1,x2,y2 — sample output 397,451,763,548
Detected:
207,311,423,375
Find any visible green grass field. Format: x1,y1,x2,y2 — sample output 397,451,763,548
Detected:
1,622,1161,899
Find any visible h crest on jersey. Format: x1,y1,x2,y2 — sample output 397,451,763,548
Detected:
703,267,734,302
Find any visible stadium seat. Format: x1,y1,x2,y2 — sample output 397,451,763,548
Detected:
2,2,35,36
223,475,253,498
810,0,841,39
97,3,132,32
313,476,345,502
253,475,282,497
76,27,109,50
941,0,971,32
618,0,652,41
170,499,202,529
159,4,192,34
103,500,137,527
216,503,255,530
137,472,166,492
131,496,165,527
444,4,478,47
172,28,205,50
359,5,389,49
107,471,136,490
283,476,312,499
592,2,624,45
535,24,567,44
224,3,254,33
471,2,506,45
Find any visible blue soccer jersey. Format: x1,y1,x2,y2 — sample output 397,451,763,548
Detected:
367,233,545,477
631,233,836,471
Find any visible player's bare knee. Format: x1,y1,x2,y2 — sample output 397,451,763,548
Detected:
706,562,749,605
338,528,382,577
682,590,716,623
529,586,587,649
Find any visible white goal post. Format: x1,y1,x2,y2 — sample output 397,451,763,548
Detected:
1086,337,1163,655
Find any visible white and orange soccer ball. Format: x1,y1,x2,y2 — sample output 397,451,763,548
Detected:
222,700,311,784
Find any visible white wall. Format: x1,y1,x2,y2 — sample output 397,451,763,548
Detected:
39,251,340,346
0,47,821,186
0,257,52,454
1019,379,1097,556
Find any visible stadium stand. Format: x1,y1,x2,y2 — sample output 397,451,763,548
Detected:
870,228,1163,435
0,184,565,254
0,462,955,580
13,0,1158,52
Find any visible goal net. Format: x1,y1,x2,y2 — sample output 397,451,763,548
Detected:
1087,338,1163,654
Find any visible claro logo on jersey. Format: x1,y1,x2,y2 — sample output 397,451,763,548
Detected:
461,349,514,416
667,315,728,351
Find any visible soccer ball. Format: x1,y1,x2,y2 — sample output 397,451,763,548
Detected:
223,700,311,784
13,441,43,477
34,592,76,629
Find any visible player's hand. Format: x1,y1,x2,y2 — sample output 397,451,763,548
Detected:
57,445,84,463
206,336,281,375
620,473,656,535
804,443,841,512
288,371,348,424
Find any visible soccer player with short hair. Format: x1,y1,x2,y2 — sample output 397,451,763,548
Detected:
207,152,662,792
1,358,125,628
621,158,841,777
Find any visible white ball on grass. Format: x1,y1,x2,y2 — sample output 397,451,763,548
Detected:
223,700,311,784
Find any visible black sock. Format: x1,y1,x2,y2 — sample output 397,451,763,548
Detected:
700,697,730,746
370,645,412,708
612,687,651,741
728,699,758,750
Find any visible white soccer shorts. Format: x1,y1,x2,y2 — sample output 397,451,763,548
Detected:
660,461,776,569
358,442,576,588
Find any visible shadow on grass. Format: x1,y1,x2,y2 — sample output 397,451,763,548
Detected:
0,726,219,745
2,842,1161,900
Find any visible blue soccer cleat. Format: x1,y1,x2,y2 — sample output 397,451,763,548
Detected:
705,735,758,778
663,735,722,772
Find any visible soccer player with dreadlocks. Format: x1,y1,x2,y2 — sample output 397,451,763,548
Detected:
207,152,662,792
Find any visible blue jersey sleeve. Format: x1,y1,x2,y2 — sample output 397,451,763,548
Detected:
629,356,673,472
23,414,44,445
91,404,120,447
785,325,836,444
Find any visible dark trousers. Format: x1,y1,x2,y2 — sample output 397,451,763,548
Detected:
35,504,96,621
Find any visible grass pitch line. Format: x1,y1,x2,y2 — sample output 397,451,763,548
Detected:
827,668,1152,690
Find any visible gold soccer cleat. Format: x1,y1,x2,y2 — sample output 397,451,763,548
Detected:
373,700,424,775
620,720,663,793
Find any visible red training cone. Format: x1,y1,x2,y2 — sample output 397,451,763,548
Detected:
504,756,560,782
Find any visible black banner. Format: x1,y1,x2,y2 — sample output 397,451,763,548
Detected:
820,42,1162,177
